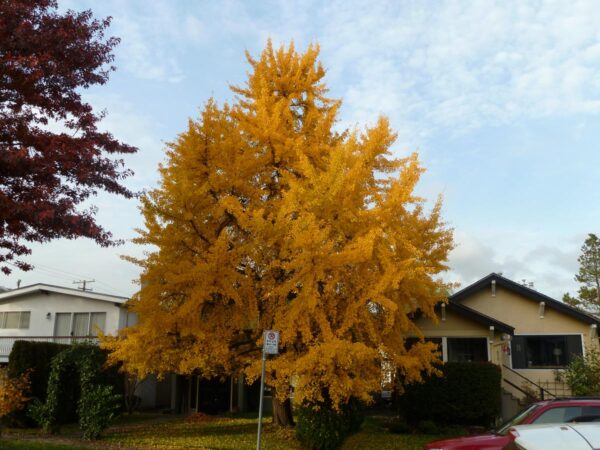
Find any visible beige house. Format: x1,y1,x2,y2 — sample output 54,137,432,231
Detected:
413,273,600,416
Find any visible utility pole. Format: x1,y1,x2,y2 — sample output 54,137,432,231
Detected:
73,279,95,291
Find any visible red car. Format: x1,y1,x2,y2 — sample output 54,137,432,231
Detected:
423,398,600,450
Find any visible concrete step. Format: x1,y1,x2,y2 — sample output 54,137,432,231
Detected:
501,388,523,421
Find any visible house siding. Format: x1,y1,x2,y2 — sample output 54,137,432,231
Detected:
0,291,125,339
413,309,492,337
458,284,600,393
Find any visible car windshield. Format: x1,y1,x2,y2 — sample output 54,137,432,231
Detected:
495,404,540,435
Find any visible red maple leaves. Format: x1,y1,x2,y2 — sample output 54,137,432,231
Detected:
0,0,137,274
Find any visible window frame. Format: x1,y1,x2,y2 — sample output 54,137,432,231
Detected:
0,311,31,329
53,312,107,337
445,336,490,363
405,336,491,363
510,333,584,370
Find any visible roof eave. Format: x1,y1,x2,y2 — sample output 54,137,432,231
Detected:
450,273,600,326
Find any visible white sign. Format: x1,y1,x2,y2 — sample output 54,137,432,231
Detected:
263,330,279,355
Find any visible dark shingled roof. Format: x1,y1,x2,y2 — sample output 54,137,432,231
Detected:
449,273,600,327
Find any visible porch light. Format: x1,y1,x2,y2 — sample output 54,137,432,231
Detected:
489,325,495,339
46,312,52,319
441,303,446,321
591,324,598,339
539,301,545,319
491,280,496,297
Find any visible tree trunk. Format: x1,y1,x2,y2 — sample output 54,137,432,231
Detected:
271,387,295,427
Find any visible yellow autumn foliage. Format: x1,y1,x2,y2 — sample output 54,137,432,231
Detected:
103,41,453,408
0,368,30,418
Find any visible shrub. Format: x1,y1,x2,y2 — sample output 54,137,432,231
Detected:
29,344,122,438
8,340,123,429
7,341,69,426
0,368,30,436
340,397,364,433
398,362,501,427
78,384,121,440
556,349,600,396
296,397,364,450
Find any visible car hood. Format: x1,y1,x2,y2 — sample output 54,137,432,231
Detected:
511,423,600,450
425,432,506,450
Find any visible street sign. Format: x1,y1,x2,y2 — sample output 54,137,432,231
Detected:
257,330,280,450
263,330,279,355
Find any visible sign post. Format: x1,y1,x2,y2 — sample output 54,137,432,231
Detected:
257,330,279,450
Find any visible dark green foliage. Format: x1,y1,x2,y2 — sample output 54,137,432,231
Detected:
7,341,69,426
28,344,121,439
556,348,600,396
343,397,364,433
78,384,121,440
563,233,600,313
398,362,501,427
296,398,364,450
296,405,347,450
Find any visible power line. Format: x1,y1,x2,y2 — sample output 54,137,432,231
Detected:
4,261,131,297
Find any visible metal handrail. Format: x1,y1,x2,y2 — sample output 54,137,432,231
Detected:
503,378,536,398
502,364,556,400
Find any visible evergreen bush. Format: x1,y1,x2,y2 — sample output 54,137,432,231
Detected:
28,344,121,439
7,341,69,426
296,397,364,450
398,362,501,427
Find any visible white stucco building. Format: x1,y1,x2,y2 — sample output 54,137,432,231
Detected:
0,283,137,362
0,283,168,408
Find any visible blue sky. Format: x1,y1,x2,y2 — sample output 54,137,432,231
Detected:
4,0,600,299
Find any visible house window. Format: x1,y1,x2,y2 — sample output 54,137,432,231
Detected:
405,337,443,353
447,338,488,362
511,335,583,369
54,313,72,336
53,312,107,337
0,311,31,329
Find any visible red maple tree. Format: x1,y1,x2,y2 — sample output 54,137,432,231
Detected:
0,0,137,274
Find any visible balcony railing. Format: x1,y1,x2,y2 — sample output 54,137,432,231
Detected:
0,336,100,357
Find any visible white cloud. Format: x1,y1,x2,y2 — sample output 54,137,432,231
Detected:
63,0,600,136
309,0,600,147
25,0,600,298
448,230,584,300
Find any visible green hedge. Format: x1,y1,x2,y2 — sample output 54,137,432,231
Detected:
7,341,70,426
296,398,364,450
7,340,123,427
29,344,122,438
398,362,501,427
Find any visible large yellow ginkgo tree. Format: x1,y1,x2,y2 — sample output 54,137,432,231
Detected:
103,41,454,426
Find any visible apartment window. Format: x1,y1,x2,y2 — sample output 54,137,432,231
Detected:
511,335,583,369
447,337,488,363
53,312,107,337
0,311,31,329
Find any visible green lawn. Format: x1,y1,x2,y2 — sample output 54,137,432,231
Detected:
2,413,461,449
